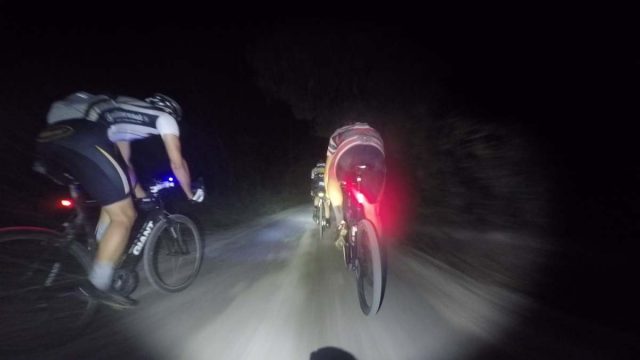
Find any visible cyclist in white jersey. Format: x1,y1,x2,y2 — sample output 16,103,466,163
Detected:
36,91,204,308
310,161,326,224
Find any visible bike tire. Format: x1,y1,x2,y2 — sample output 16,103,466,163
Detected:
0,227,97,353
355,219,385,316
319,201,325,239
143,214,203,292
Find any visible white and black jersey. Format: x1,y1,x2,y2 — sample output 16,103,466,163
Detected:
38,91,181,206
47,92,180,143
88,96,180,142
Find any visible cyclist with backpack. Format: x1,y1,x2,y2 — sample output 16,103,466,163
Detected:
35,91,204,308
311,161,327,224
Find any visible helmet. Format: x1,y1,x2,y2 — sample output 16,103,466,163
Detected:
145,93,182,121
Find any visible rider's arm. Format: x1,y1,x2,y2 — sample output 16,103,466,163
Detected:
161,134,194,199
115,141,147,198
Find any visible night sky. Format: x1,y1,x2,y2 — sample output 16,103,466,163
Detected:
1,6,639,351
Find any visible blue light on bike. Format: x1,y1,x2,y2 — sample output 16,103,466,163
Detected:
168,177,174,182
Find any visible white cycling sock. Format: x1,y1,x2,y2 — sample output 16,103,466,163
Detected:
89,260,114,291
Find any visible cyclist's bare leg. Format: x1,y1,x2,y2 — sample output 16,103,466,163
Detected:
327,175,346,248
90,197,136,290
324,197,332,225
333,203,347,249
313,195,320,222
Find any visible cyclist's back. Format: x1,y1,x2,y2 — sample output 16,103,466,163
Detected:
35,91,198,309
310,161,326,195
39,91,185,202
39,93,129,206
324,122,386,247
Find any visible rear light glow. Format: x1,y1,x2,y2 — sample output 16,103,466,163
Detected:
59,199,73,208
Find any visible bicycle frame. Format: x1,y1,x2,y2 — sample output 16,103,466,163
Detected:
118,202,167,271
61,182,171,272
341,169,366,268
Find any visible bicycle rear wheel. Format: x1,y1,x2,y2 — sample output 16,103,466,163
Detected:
0,228,97,352
355,220,385,316
319,201,325,239
143,215,203,292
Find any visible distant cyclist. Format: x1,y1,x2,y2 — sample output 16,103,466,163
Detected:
323,122,385,248
310,161,326,224
35,91,204,308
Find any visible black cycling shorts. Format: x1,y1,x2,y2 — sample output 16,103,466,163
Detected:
36,119,131,206
335,144,386,203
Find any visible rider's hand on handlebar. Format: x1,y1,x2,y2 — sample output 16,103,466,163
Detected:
191,188,205,203
189,177,205,203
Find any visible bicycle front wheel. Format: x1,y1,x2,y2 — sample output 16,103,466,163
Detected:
355,220,386,316
0,227,96,352
143,215,203,292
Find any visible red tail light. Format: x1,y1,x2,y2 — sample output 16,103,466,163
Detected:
346,180,367,204
59,199,74,208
